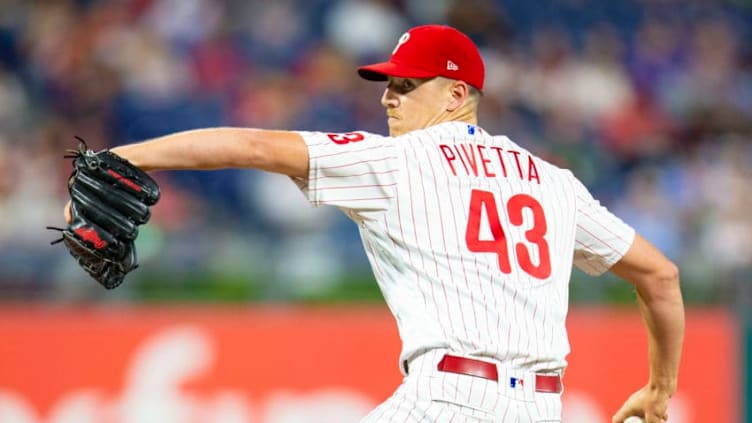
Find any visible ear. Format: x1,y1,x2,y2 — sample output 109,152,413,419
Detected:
446,80,470,112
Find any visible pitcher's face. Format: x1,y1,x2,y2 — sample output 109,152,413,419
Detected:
381,77,453,136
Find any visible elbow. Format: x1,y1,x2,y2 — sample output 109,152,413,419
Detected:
637,260,682,303
236,129,271,169
655,260,680,286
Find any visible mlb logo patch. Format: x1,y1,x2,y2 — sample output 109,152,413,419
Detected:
510,377,524,388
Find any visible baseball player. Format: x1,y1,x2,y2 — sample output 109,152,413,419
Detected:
64,25,684,422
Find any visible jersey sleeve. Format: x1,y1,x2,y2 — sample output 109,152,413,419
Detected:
571,174,636,276
293,130,400,212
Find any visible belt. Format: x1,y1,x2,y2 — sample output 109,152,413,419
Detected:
437,354,562,393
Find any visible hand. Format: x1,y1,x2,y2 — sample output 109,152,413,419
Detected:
612,384,671,423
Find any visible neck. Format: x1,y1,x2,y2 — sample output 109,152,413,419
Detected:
450,105,478,125
428,104,478,128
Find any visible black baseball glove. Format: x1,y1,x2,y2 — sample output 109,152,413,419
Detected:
48,137,160,289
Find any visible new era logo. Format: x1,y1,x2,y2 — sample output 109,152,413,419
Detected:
447,60,459,71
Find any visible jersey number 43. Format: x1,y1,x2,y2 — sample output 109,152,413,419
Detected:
465,189,551,279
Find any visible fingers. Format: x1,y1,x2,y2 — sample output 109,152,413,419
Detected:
64,200,72,224
612,405,635,423
614,384,672,423
645,406,669,422
614,411,668,423
647,412,668,423
613,413,633,422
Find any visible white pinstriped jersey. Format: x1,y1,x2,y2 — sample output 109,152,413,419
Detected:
295,121,635,373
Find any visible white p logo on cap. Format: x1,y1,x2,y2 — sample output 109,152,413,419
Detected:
392,32,410,55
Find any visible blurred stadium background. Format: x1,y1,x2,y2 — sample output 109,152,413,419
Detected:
0,0,750,422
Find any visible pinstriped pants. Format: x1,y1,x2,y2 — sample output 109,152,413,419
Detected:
360,349,562,423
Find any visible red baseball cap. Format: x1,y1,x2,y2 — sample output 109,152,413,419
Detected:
357,25,485,91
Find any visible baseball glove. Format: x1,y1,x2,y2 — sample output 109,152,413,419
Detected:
48,137,160,289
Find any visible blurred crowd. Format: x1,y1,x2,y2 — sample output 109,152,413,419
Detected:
0,0,750,302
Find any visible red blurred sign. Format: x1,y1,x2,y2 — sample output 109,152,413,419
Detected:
0,306,738,422
564,308,738,423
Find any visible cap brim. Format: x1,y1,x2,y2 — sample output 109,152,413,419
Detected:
357,61,438,81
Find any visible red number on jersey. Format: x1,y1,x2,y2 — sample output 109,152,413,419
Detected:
507,194,552,278
466,190,512,273
327,132,365,144
465,190,552,279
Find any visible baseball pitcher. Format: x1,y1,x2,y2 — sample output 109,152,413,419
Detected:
57,25,684,423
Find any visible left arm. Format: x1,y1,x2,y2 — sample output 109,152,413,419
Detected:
64,127,309,223
111,127,309,178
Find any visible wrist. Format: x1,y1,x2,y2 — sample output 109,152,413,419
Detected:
110,146,144,169
648,380,676,396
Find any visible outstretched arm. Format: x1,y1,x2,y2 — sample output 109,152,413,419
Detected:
63,127,309,223
609,234,685,423
111,127,309,178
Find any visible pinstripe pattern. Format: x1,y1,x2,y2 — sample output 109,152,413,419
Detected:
359,349,562,422
295,122,634,421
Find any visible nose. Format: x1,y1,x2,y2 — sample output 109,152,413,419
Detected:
381,87,398,108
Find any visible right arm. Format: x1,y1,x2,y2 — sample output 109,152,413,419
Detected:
609,234,684,423
569,173,683,423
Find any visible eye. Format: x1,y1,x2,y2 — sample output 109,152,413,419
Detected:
390,78,416,94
